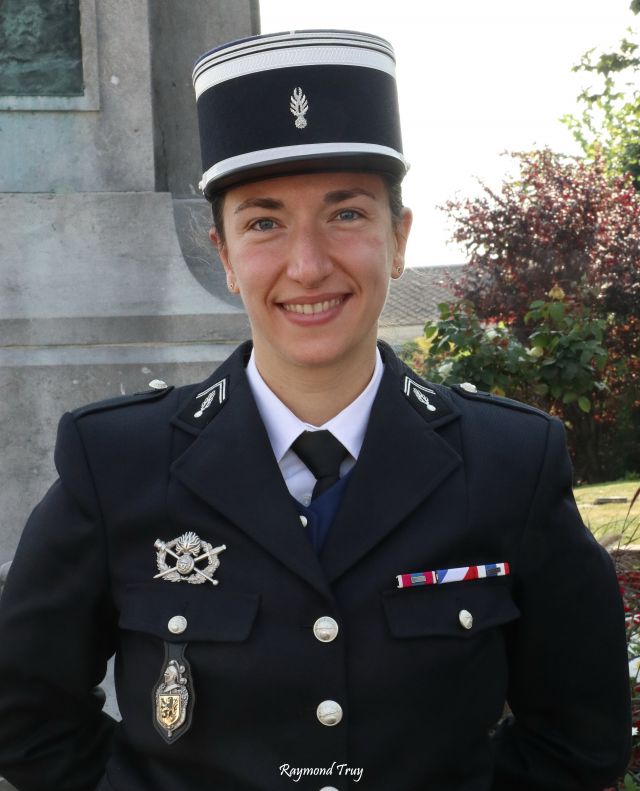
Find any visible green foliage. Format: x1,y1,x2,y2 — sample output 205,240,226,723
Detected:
524,296,608,413
439,147,640,482
402,294,612,481
562,10,640,189
417,300,530,397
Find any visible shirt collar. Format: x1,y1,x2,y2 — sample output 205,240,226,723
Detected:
246,349,384,463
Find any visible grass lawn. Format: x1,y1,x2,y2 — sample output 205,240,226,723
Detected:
574,479,640,543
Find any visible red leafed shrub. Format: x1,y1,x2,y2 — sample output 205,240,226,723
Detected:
445,149,640,325
440,149,640,481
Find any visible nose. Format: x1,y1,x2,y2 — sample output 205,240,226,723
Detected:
286,224,332,287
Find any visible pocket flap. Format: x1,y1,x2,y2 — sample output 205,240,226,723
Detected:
382,579,520,639
119,583,259,643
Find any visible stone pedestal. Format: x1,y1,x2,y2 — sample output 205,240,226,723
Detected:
0,0,258,561
0,190,251,564
0,6,258,782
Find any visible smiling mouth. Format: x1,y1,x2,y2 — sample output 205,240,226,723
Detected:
281,297,345,315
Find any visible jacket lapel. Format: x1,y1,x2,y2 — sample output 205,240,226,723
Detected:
320,349,463,582
168,342,462,593
169,345,331,599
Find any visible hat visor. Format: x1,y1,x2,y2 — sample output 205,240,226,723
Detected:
202,149,408,198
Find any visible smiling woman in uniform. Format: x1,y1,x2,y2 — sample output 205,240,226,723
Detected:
0,28,631,791
212,171,411,424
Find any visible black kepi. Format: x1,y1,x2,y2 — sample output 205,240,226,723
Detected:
193,30,408,198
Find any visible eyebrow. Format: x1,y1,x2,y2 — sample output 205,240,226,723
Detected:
233,187,378,215
324,188,378,204
234,197,284,214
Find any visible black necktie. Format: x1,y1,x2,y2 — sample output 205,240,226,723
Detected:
291,430,349,500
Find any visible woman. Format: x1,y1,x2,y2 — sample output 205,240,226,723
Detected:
0,29,631,791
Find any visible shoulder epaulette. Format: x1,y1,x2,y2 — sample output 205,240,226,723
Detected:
450,383,550,419
72,382,175,420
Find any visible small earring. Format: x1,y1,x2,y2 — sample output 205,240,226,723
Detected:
227,280,236,292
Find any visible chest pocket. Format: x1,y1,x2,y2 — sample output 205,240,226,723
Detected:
382,579,520,639
118,583,260,643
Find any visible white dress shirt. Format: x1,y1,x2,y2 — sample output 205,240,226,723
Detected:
246,350,384,505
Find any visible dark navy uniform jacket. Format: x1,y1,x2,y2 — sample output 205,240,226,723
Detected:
0,341,630,791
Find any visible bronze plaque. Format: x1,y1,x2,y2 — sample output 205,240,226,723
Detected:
0,0,83,96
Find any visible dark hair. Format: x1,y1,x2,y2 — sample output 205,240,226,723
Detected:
211,190,226,244
210,172,405,245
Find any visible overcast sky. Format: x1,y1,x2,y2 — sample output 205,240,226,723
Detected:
260,0,636,267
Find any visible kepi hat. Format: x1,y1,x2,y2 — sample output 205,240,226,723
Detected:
193,29,408,199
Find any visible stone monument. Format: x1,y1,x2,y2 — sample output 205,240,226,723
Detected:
0,0,258,568
0,5,257,782
0,0,84,97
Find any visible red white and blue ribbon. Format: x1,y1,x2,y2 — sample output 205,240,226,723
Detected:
396,561,510,589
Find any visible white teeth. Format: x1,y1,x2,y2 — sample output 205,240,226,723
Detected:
283,298,342,315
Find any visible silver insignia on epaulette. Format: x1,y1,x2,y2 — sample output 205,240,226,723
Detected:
403,376,437,412
290,87,309,129
154,531,226,586
194,378,226,418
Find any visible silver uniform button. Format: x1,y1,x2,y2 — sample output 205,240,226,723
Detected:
317,700,343,726
299,515,308,527
313,616,339,642
168,615,188,635
458,609,473,630
320,787,339,791
149,379,168,390
460,382,477,393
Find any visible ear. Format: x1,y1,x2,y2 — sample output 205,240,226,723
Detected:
391,207,413,279
209,227,239,294
209,226,232,271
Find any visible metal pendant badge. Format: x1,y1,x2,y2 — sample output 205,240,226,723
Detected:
153,645,194,743
154,531,226,586
156,660,189,735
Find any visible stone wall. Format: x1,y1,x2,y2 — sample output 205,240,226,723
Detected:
0,2,257,566
0,6,257,783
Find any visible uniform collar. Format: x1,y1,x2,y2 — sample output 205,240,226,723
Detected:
246,348,384,463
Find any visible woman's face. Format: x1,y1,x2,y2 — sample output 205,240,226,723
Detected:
210,171,412,377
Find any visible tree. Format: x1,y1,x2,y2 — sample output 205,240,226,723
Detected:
562,3,640,189
445,149,640,326
433,149,640,481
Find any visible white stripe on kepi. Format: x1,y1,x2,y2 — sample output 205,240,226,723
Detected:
194,43,395,99
193,31,395,83
198,142,410,193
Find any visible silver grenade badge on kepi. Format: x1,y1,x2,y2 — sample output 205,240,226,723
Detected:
154,531,226,585
290,87,308,129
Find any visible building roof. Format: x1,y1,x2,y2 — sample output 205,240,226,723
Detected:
380,264,464,328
